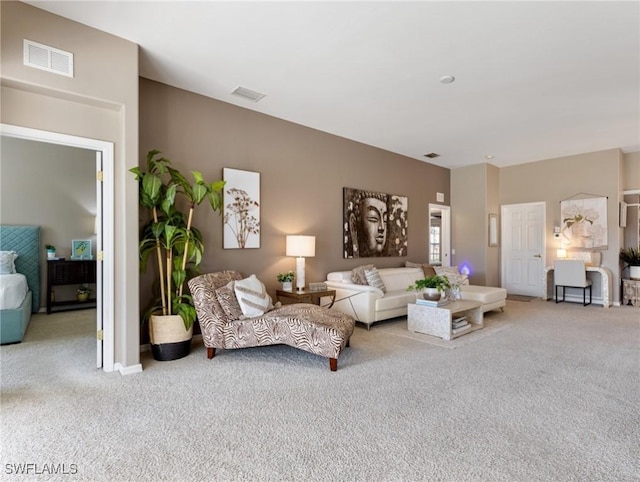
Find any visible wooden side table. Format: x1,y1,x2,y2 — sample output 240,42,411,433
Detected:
47,259,97,314
622,279,640,307
276,289,336,308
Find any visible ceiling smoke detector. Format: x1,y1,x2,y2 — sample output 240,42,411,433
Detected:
231,86,266,102
439,75,455,84
424,152,441,159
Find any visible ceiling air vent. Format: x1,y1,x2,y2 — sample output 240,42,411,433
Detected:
424,152,441,159
23,39,74,78
231,86,266,102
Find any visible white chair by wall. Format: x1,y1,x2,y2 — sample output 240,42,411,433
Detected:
554,259,592,306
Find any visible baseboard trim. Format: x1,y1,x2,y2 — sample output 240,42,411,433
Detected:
114,362,143,376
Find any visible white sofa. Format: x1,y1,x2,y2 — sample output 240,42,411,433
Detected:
324,267,506,329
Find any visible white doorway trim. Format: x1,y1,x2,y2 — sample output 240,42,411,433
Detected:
1,123,115,372
501,201,546,296
429,204,451,267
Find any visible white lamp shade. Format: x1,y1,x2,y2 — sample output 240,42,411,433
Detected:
286,235,315,257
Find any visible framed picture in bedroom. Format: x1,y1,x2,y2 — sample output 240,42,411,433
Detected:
71,239,92,260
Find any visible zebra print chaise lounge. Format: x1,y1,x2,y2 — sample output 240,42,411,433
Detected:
188,271,355,371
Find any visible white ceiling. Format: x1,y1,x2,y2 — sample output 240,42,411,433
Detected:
26,1,640,169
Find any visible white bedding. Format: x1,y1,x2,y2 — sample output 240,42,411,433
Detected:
0,273,29,310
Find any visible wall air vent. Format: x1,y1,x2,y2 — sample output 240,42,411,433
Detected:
231,86,266,102
424,152,441,159
23,39,74,78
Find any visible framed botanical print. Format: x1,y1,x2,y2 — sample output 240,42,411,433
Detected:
223,168,260,249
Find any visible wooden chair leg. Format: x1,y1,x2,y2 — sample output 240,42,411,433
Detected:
329,358,338,371
207,347,215,359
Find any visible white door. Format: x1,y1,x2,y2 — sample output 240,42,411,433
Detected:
501,202,545,296
95,152,103,368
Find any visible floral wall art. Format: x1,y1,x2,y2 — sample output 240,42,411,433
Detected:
223,168,260,249
560,196,607,249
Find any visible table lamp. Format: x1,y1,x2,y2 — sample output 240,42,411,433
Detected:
286,235,315,292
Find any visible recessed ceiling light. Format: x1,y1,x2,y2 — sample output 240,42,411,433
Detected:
485,154,494,160
439,75,455,84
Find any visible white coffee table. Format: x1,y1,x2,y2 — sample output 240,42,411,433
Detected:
407,300,483,341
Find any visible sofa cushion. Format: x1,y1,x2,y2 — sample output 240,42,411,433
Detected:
377,267,423,292
435,266,468,286
404,261,437,278
422,265,437,278
215,281,244,321
234,275,272,317
364,267,386,293
375,290,417,311
351,264,375,285
327,271,352,283
460,285,507,304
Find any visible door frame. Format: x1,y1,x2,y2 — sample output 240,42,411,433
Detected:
429,204,451,266
1,123,115,372
501,201,546,296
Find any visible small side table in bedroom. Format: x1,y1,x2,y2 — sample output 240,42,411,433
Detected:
46,259,97,314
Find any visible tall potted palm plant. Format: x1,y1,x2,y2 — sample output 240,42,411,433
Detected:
131,150,225,361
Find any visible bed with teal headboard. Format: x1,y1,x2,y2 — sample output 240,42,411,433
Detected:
0,225,41,344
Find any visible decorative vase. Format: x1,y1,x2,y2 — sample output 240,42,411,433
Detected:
282,281,293,291
630,265,640,281
77,293,89,302
47,250,56,259
149,314,193,361
449,285,461,301
422,288,441,301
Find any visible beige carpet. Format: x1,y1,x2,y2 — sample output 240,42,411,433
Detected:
375,314,512,349
1,300,639,481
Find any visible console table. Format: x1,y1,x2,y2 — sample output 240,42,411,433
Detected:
542,265,613,308
46,259,97,314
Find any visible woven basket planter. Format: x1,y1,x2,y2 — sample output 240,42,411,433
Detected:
149,314,193,361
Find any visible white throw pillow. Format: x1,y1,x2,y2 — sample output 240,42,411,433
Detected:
0,251,18,275
234,274,272,318
435,266,468,285
364,267,386,293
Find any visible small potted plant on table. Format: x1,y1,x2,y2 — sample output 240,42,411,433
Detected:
277,271,295,291
46,244,56,259
620,247,640,280
408,275,451,301
76,286,91,302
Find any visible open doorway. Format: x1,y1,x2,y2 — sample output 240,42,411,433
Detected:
1,124,115,371
428,204,451,267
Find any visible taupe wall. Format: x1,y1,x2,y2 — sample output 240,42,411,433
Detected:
1,1,140,371
139,79,450,305
0,137,96,304
624,151,640,190
500,149,623,301
451,164,490,285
